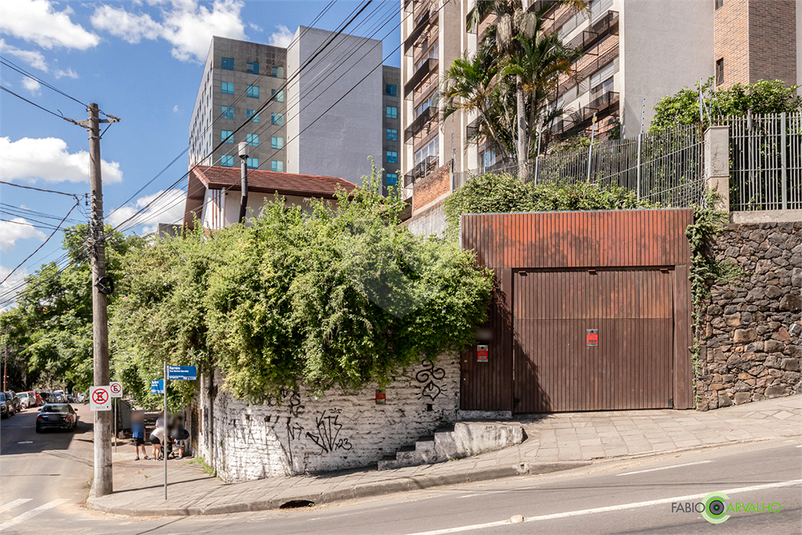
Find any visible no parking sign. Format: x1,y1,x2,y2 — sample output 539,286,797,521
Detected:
109,382,123,398
90,386,111,411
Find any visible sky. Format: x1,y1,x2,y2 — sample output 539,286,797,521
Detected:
0,0,402,307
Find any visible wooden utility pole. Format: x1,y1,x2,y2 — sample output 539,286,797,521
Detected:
88,102,112,497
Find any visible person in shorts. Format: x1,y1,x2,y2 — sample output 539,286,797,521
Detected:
150,414,166,460
132,412,148,460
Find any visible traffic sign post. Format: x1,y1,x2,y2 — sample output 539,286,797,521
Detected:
90,386,111,411
150,380,164,394
157,364,198,501
109,382,122,452
167,366,197,380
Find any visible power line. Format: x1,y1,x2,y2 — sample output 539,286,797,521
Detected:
0,180,81,199
0,86,80,124
0,200,79,286
0,56,87,108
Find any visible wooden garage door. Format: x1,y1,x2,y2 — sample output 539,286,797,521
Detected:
513,269,674,413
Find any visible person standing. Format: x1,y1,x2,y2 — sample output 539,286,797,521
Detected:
150,412,166,460
131,413,148,460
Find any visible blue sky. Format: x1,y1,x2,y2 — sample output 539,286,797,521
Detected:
0,0,401,305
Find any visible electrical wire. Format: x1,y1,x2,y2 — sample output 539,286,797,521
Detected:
0,180,81,199
0,56,87,108
0,86,79,123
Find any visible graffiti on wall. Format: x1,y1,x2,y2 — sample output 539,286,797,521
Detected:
306,409,353,453
416,360,446,401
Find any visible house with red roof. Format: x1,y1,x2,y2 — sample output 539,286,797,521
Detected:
183,166,357,230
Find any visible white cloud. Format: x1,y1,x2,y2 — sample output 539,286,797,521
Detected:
268,24,293,48
0,265,29,311
0,136,123,184
248,22,263,33
0,38,48,71
53,68,79,79
91,0,247,63
107,189,186,234
0,218,46,253
22,77,41,95
0,0,99,50
172,104,179,113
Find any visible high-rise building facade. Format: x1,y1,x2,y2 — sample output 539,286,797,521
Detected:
189,37,287,172
191,30,401,190
400,0,801,226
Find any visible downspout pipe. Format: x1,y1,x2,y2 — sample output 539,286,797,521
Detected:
238,141,248,224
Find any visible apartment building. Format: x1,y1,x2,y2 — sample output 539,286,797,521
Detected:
400,0,801,230
189,31,401,190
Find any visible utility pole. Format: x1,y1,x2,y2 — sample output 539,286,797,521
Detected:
238,141,249,223
88,102,112,497
65,103,118,497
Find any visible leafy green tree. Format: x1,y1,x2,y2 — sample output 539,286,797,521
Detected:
0,225,144,393
111,169,493,404
444,172,655,241
650,79,802,133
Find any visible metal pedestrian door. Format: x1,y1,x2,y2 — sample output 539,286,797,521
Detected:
513,269,674,413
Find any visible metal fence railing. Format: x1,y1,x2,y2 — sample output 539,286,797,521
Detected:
724,112,802,211
451,123,705,207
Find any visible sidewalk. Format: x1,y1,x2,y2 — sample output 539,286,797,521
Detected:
86,395,802,517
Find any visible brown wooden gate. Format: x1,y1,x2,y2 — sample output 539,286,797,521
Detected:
513,269,674,412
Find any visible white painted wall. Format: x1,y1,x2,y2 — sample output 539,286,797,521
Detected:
619,0,714,137
199,188,333,230
196,356,459,482
286,26,383,186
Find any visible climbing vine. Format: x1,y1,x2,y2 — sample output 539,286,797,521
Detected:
685,191,745,405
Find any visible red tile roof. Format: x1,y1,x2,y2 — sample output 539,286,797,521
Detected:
192,166,356,198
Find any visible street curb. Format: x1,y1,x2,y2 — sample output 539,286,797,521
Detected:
84,461,591,517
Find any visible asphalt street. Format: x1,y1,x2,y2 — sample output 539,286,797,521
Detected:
1,405,800,535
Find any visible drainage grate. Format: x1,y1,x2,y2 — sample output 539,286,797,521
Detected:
279,499,315,509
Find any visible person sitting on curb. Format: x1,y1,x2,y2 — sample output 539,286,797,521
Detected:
132,412,148,461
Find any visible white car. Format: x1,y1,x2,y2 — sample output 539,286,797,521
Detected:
16,392,35,409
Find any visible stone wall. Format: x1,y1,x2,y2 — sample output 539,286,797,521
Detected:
196,356,459,482
697,221,802,410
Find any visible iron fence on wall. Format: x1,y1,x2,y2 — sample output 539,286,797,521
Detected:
724,112,802,211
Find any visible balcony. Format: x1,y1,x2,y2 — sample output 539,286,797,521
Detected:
565,11,618,53
403,155,439,186
404,8,438,55
555,91,619,135
404,58,438,98
558,45,618,96
405,107,433,142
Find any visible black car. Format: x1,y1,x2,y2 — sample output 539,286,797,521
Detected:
36,404,78,432
0,392,14,418
4,391,21,413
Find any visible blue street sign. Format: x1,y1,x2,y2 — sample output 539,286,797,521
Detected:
167,366,197,380
150,380,164,394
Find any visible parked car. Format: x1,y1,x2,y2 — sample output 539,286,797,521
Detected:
0,392,14,418
5,391,21,413
35,404,78,432
16,392,35,409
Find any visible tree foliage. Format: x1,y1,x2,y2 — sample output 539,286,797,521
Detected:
0,225,144,392
650,79,802,134
111,171,493,404
443,172,655,241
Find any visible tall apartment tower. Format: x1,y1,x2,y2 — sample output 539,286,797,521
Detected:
190,31,401,190
400,0,801,229
189,37,288,171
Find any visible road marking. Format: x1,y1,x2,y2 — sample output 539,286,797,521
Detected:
457,494,486,499
616,460,711,476
0,500,31,513
16,441,33,444
0,499,69,532
404,479,802,535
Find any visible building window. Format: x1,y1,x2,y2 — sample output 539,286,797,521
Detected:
247,109,259,122
221,57,234,70
715,0,723,9
716,58,724,85
414,137,439,167
386,173,398,186
246,157,259,169
385,84,397,96
271,89,284,102
271,66,284,78
271,136,284,149
482,148,496,169
386,128,398,141
247,85,259,98
271,160,284,172
222,105,234,119
386,106,398,118
221,130,234,143
247,61,259,74
386,150,398,164
271,112,284,125
221,155,234,167
246,133,259,147
221,81,234,95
